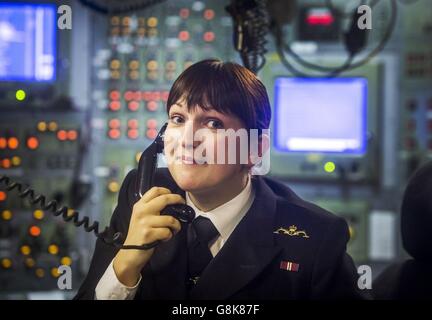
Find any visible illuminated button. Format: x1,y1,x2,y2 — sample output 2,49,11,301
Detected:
133,91,141,100
8,137,19,149
37,121,47,132
1,210,12,221
2,158,11,169
48,244,59,255
24,257,35,268
127,119,139,129
147,119,157,129
35,268,45,278
51,267,60,278
178,30,190,41
26,136,39,149
33,210,44,220
135,152,142,163
67,130,78,141
128,101,140,112
129,60,139,70
122,16,130,26
150,91,161,101
124,90,134,101
110,16,120,26
203,31,215,42
111,27,120,36
165,61,176,71
111,70,121,79
109,101,121,111
110,59,120,70
0,191,6,201
108,118,121,129
127,129,139,140
29,225,41,237
16,89,26,101
165,71,175,81
146,129,158,140
129,70,139,80
11,156,21,166
142,91,152,101
20,245,31,256
48,121,58,131
147,17,158,27
138,27,146,37
108,129,121,140
147,60,158,70
0,137,7,149
1,258,12,269
149,28,159,37
146,101,158,112
161,91,169,102
108,181,120,193
324,161,336,173
204,9,215,20
184,61,193,70
122,27,131,36
57,130,67,141
179,8,190,19
109,90,121,100
61,256,72,266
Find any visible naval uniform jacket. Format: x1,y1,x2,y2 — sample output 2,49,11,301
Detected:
75,168,366,300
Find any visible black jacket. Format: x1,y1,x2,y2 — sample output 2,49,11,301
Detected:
75,168,366,300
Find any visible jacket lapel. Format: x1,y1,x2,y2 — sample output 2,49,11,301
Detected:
149,168,189,299
149,225,189,299
189,176,282,300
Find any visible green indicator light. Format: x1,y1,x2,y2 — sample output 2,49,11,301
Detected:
324,161,336,173
16,90,26,101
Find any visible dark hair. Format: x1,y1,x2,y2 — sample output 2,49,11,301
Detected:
166,59,271,133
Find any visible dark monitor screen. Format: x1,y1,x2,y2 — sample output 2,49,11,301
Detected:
0,3,56,81
274,77,368,154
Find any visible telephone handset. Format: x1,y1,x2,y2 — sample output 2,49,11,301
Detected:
0,123,195,250
134,122,195,224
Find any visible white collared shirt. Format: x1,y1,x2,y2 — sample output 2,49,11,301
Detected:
95,176,255,300
186,175,255,257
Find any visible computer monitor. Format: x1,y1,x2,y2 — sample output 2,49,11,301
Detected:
0,3,56,81
274,77,368,154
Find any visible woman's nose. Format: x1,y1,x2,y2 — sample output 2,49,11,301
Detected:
181,121,201,149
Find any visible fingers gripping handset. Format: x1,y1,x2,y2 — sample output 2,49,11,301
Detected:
120,123,195,251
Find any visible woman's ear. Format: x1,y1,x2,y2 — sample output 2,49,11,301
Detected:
246,133,270,169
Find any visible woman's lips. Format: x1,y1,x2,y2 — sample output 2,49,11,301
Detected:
175,155,206,165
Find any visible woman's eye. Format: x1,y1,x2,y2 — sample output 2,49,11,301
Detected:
169,115,184,124
207,119,224,129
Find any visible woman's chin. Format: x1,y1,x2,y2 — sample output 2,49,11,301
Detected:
169,166,208,192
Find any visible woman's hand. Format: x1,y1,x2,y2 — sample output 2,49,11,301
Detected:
113,187,184,287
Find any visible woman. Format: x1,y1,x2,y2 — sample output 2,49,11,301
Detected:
75,59,365,300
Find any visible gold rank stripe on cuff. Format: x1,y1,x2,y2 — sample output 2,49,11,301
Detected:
280,260,300,272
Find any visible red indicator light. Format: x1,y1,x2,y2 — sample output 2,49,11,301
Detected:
179,31,190,41
29,226,41,237
27,137,39,150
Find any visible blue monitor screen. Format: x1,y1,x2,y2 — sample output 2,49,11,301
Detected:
0,3,56,81
274,77,367,154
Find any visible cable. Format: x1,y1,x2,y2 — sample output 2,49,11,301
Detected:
272,0,397,77
0,175,159,250
226,0,269,74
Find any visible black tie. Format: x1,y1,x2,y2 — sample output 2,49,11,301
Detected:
187,216,219,285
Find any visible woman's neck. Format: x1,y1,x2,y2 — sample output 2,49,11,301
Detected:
188,172,249,212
